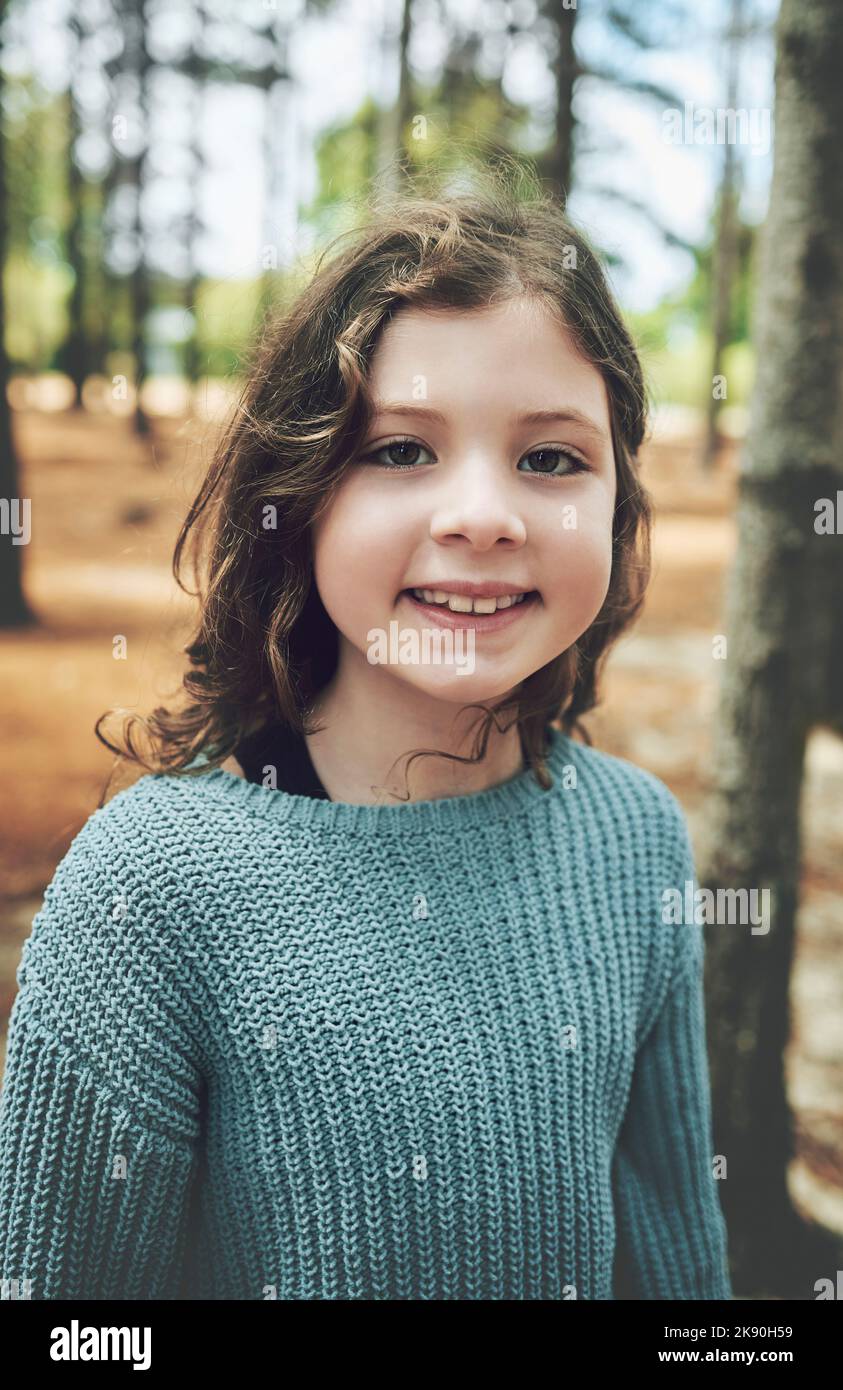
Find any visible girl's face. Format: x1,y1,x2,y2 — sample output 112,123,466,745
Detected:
311,296,617,707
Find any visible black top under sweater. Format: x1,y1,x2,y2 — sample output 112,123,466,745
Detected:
234,721,329,798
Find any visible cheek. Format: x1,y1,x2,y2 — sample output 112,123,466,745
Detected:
311,503,359,625
311,483,407,628
541,495,615,625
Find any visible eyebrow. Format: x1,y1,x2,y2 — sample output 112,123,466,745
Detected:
371,401,610,444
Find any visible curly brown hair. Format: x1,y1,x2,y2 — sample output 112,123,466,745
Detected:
96,162,653,804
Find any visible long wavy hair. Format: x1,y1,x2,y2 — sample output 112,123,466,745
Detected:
96,165,653,803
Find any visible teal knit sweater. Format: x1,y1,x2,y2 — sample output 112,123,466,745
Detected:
0,727,732,1300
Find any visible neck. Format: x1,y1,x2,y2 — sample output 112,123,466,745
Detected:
303,649,526,806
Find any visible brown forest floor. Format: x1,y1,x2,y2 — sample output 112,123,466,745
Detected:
2,405,842,1237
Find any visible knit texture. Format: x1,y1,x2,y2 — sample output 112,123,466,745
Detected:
0,727,732,1300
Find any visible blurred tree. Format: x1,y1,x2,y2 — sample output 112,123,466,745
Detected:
702,0,843,1297
184,0,206,387
702,0,749,469
445,0,697,264
375,0,414,192
302,4,533,243
0,0,33,627
684,218,756,349
63,14,91,406
178,0,312,367
437,20,480,121
4,81,69,372
303,81,535,244
256,7,292,334
536,0,576,201
123,0,152,436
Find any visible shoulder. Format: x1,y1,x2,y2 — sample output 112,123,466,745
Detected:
12,775,207,1119
29,771,210,933
26,764,240,972
557,734,692,854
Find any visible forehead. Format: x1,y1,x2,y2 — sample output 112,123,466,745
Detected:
369,298,610,425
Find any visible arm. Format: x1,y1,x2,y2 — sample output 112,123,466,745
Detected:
0,802,203,1300
611,792,732,1300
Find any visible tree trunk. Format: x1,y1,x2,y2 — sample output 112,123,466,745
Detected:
375,0,413,193
63,67,88,407
184,8,204,387
540,0,576,200
395,0,413,174
701,0,843,1297
259,14,292,324
702,0,745,470
0,324,33,627
0,0,34,627
128,0,151,437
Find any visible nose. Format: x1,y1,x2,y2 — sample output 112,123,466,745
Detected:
428,456,527,551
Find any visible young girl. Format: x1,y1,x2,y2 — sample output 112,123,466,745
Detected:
0,176,732,1301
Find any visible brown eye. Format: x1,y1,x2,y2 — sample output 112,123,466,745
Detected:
518,447,589,477
361,437,434,469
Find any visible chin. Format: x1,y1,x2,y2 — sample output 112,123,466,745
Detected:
403,668,527,706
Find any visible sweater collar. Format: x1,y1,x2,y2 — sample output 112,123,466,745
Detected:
189,724,571,834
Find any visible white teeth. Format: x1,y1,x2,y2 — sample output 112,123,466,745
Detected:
410,588,530,613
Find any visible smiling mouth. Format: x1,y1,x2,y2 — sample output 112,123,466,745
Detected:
400,588,540,628
404,588,537,614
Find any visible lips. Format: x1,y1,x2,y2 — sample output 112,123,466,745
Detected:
403,580,535,599
400,588,540,632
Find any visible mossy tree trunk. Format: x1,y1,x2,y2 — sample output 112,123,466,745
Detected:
702,0,843,1298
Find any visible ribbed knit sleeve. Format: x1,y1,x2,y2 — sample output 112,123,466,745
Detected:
0,799,203,1300
611,793,733,1300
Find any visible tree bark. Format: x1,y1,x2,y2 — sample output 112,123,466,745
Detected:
540,0,576,201
127,0,151,437
0,0,34,627
702,0,745,469
376,0,413,193
701,0,843,1297
63,63,89,407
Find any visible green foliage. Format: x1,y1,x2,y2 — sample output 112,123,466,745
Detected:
628,304,755,410
681,212,757,345
4,78,70,256
4,251,72,369
0,40,761,411
625,200,758,411
299,74,536,243
192,276,268,376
